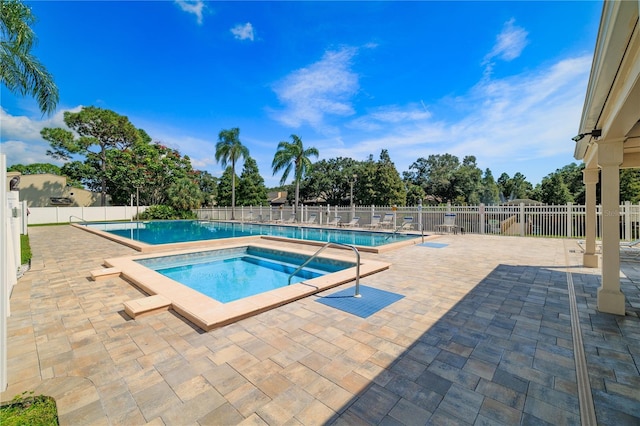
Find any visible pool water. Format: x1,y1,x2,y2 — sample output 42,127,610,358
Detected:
136,246,354,303
86,220,416,247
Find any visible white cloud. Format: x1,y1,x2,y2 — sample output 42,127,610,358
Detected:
348,104,432,131
317,54,591,184
0,106,78,141
270,47,360,132
175,0,205,25
0,140,65,166
483,18,529,76
231,23,255,41
0,106,83,167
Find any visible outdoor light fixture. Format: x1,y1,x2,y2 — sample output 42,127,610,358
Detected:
572,129,602,142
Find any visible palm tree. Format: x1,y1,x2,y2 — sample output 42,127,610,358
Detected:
272,134,319,218
215,127,249,220
0,0,59,115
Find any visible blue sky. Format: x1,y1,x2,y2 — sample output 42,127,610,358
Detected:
1,1,603,188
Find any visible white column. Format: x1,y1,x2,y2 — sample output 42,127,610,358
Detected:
1,154,8,391
583,168,599,268
597,139,626,315
8,192,20,272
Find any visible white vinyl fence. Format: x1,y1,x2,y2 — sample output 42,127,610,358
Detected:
195,201,640,241
27,205,148,225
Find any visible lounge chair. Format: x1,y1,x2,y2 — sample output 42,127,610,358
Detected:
380,213,395,229
399,216,414,230
364,215,381,229
303,214,317,225
436,213,458,234
326,216,341,227
275,215,295,224
342,217,360,228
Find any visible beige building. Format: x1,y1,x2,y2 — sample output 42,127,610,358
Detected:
574,0,639,314
12,173,103,207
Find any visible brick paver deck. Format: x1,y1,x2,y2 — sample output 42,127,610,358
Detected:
2,225,639,425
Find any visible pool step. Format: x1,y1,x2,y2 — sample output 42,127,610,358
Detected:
90,267,121,281
124,295,172,318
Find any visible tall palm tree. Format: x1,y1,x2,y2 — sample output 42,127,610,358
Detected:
272,134,319,218
0,0,58,115
215,127,249,220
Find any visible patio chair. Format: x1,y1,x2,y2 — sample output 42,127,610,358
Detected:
364,215,381,229
304,213,317,225
399,216,414,230
343,217,360,228
380,213,395,229
275,215,295,224
326,216,341,227
436,213,458,234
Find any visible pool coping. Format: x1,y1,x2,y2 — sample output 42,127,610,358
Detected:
72,222,432,254
100,241,392,331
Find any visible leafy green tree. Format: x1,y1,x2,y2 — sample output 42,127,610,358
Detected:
237,157,268,206
620,169,640,204
272,134,319,215
479,168,500,205
216,166,235,207
8,162,60,175
452,155,482,204
405,182,426,206
167,177,203,212
406,154,459,203
194,170,217,207
102,141,198,206
497,172,533,202
372,149,406,206
0,0,58,114
215,127,249,219
41,106,141,205
355,155,379,206
60,160,96,189
538,173,573,205
300,157,359,205
554,163,586,204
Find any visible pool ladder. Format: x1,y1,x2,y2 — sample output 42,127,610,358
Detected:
288,242,361,297
69,215,87,224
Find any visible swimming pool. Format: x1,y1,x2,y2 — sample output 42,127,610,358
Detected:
102,242,391,330
135,246,354,303
83,220,418,248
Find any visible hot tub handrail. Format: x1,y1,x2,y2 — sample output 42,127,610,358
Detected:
288,242,361,297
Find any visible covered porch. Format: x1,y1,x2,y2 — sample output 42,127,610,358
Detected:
575,0,640,315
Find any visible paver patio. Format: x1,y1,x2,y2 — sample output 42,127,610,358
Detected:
1,225,639,425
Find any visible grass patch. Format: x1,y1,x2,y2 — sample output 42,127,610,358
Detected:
20,234,32,265
0,392,58,425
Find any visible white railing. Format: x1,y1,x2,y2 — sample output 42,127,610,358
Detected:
195,201,640,241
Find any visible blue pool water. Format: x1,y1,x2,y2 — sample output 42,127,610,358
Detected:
86,220,416,247
136,246,354,303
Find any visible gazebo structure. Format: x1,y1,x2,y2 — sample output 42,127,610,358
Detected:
574,0,640,315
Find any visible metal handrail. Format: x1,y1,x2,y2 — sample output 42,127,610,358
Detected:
288,242,361,297
69,215,87,224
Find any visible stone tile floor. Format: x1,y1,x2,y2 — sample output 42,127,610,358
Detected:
1,225,639,425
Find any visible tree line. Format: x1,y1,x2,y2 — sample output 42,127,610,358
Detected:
9,105,640,219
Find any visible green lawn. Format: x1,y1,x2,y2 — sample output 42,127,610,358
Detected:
0,393,58,425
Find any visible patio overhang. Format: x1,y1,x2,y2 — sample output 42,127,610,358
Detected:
574,0,639,315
